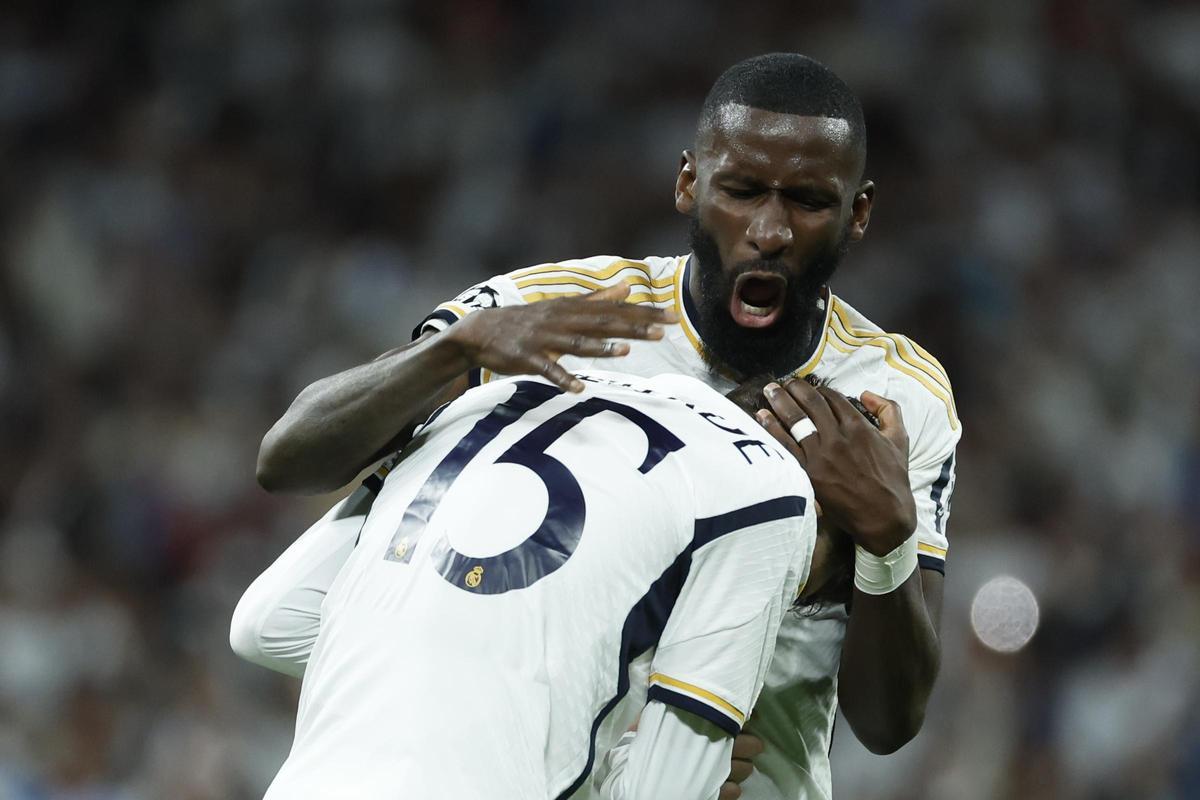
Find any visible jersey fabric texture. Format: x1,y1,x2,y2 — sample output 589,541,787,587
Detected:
416,255,961,800
263,370,817,800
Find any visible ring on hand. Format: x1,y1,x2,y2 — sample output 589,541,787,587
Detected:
788,418,817,442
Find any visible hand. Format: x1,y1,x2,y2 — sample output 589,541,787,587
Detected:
756,380,916,556
445,283,677,392
719,732,764,799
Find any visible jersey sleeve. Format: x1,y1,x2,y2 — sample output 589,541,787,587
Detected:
647,498,815,737
595,701,731,800
229,486,374,676
411,256,675,340
410,275,525,340
906,392,961,575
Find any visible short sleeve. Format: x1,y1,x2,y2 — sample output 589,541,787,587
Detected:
905,384,960,573
647,498,815,736
911,446,957,573
411,275,525,341
411,256,675,341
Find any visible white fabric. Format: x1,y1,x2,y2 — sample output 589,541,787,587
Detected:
417,257,960,800
250,371,816,799
419,255,961,799
853,536,919,595
229,494,365,677
596,701,731,800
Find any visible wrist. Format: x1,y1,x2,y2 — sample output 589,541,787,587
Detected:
854,534,918,595
437,319,482,374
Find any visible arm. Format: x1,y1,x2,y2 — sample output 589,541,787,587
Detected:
758,380,949,754
604,505,814,797
597,701,733,800
257,283,676,495
598,723,763,800
837,566,941,753
229,486,374,675
256,332,470,495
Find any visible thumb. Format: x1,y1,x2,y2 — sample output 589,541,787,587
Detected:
860,391,908,449
583,281,631,302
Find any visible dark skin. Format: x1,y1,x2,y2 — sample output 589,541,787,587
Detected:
256,284,675,493
678,106,941,756
256,104,941,781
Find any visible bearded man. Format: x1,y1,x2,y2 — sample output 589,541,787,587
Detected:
257,52,959,800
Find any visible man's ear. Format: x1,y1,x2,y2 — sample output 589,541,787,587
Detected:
849,180,874,241
675,149,697,215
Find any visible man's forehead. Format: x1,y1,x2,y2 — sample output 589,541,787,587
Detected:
700,104,858,169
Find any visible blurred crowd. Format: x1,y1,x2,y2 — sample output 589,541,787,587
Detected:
2,0,1198,798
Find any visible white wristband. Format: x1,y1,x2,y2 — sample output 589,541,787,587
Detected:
854,535,918,595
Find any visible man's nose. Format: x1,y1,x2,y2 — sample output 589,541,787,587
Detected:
746,195,793,257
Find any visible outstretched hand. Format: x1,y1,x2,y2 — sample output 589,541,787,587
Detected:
755,379,916,556
445,283,677,393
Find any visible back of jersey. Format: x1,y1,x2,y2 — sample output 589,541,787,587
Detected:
265,371,815,800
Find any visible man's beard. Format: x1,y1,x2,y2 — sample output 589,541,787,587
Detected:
688,216,851,378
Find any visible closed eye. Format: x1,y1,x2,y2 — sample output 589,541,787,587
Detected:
783,190,838,210
722,185,763,199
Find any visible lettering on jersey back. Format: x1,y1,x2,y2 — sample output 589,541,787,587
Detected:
731,438,779,465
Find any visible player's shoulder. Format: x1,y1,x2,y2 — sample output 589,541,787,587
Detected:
643,374,813,513
503,254,682,306
824,294,961,452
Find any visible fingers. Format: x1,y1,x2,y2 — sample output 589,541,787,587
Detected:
540,333,631,359
754,408,809,466
762,383,821,458
776,378,838,432
860,390,909,450
731,733,765,760
557,306,677,340
727,759,755,783
815,386,863,427
582,282,631,302
533,356,584,393
718,782,742,800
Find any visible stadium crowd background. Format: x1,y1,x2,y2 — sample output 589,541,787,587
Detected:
1,1,1198,798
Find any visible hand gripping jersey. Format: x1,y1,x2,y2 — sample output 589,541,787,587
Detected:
263,371,817,800
417,255,962,800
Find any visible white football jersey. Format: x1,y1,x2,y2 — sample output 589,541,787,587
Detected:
418,255,961,800
264,370,817,800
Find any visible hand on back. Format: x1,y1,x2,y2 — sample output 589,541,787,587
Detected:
445,283,678,393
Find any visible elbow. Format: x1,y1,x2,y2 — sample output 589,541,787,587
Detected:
852,707,926,755
256,428,317,495
256,427,290,493
229,597,265,665
256,423,313,494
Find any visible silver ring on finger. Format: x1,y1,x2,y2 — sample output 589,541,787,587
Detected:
789,418,817,443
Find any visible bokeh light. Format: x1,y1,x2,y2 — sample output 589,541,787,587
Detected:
970,575,1040,653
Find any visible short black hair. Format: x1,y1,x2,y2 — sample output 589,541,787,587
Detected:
698,53,866,163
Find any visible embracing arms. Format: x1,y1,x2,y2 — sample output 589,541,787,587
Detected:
256,284,676,494
757,379,945,754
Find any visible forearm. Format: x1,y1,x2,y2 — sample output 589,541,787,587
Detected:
597,701,730,800
837,569,940,754
230,490,370,675
257,331,469,494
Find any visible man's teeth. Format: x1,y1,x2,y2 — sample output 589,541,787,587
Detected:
740,301,772,317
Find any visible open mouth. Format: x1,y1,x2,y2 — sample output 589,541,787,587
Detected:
729,271,787,329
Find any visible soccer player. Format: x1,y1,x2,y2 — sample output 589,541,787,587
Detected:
236,370,825,798
257,53,960,799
